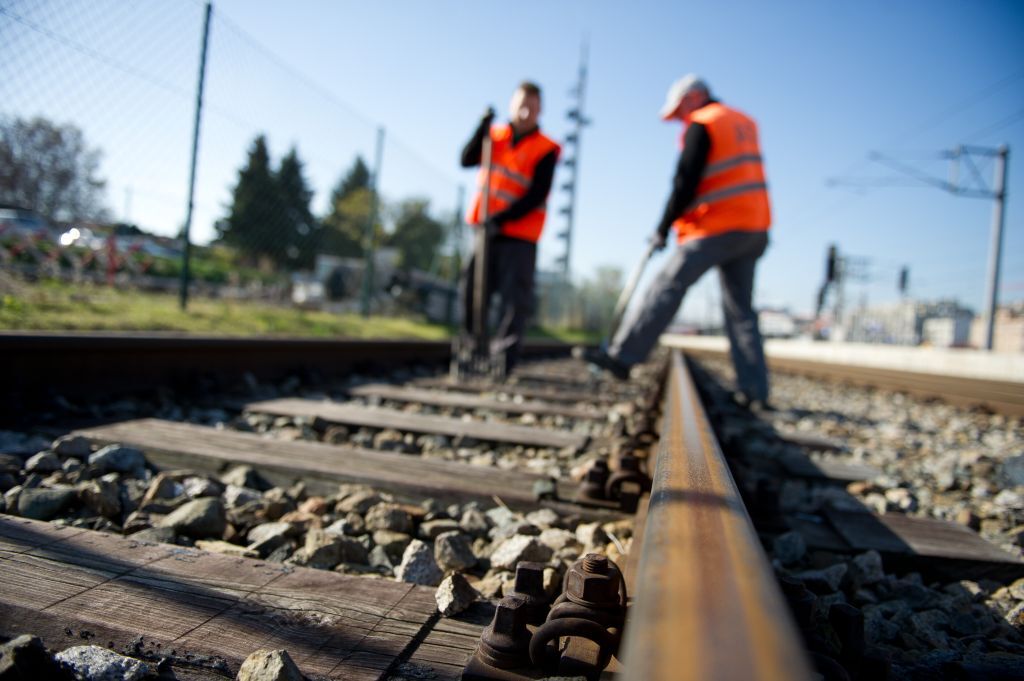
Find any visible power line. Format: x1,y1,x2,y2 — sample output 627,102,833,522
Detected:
792,68,1024,224
210,9,458,187
964,107,1024,141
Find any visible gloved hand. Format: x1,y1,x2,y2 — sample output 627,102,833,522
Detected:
649,231,668,252
484,218,501,238
481,106,496,126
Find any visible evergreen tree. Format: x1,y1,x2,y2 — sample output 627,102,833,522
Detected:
389,199,445,272
217,135,279,265
275,147,318,269
321,157,377,258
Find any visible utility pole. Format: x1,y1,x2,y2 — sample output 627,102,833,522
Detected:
555,40,590,282
360,127,385,317
850,145,1011,350
447,185,466,327
179,1,212,311
981,146,1009,350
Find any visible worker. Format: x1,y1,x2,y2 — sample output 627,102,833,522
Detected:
460,81,561,372
585,75,772,408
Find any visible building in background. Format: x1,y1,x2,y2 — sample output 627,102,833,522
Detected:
970,303,1024,353
842,299,975,347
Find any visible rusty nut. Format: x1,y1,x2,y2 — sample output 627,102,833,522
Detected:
565,554,621,608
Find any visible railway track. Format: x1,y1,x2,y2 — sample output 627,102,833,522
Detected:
1,334,1022,680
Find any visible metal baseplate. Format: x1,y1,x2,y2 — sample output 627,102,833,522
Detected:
450,334,508,382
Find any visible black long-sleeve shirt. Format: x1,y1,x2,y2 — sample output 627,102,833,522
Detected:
460,116,557,227
655,120,711,238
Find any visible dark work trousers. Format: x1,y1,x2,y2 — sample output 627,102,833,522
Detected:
609,230,770,401
461,235,537,371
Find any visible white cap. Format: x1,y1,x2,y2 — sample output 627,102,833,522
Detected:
659,74,710,120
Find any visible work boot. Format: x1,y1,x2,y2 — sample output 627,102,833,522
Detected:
582,347,631,381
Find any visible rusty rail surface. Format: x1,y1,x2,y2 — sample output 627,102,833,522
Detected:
619,350,813,681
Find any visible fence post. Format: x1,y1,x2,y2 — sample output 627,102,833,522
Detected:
179,1,212,311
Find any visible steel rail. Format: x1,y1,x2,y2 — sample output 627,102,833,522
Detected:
0,332,571,417
619,350,813,681
681,345,1024,417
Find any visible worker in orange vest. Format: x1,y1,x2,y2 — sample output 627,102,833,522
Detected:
460,81,561,371
586,75,772,407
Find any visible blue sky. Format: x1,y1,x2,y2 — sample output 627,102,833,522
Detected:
2,0,1022,321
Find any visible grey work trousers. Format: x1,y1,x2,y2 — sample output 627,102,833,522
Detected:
461,236,537,371
610,230,770,401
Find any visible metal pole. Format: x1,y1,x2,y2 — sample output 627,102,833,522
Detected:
179,1,212,311
982,145,1009,351
473,135,493,343
447,184,465,327
361,127,385,317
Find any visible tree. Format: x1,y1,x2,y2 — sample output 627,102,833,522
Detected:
0,116,110,222
275,147,319,268
217,135,279,266
321,157,378,258
388,199,445,272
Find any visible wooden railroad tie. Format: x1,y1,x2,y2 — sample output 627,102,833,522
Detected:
245,398,589,452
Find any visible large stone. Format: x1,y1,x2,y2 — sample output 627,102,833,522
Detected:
373,530,413,564
289,529,368,569
195,539,259,558
78,479,122,519
852,550,885,586
335,490,383,514
137,476,184,515
131,526,178,544
224,484,263,509
247,522,295,558
396,539,443,586
25,451,61,473
539,528,580,552
484,506,516,529
772,531,806,566
489,535,553,571
793,563,848,594
459,508,490,536
236,649,304,681
52,434,93,458
55,645,149,681
418,519,460,540
525,508,560,530
88,445,147,478
17,486,76,520
575,522,609,549
159,497,227,538
220,465,270,491
0,634,64,680
0,453,22,475
182,476,222,499
325,513,366,537
435,573,478,617
434,531,477,572
489,520,541,543
1002,455,1024,487
369,545,393,569
365,503,414,534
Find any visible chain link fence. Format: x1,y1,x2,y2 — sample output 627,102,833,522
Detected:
0,0,466,327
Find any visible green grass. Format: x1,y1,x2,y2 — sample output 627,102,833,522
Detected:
0,280,450,339
0,279,596,342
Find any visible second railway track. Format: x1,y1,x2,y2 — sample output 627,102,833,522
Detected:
2,333,1022,680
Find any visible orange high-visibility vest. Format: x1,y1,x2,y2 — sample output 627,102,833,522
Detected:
673,102,771,244
467,125,561,243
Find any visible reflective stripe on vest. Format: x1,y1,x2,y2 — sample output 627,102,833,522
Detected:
702,153,763,178
672,103,771,243
466,124,561,243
